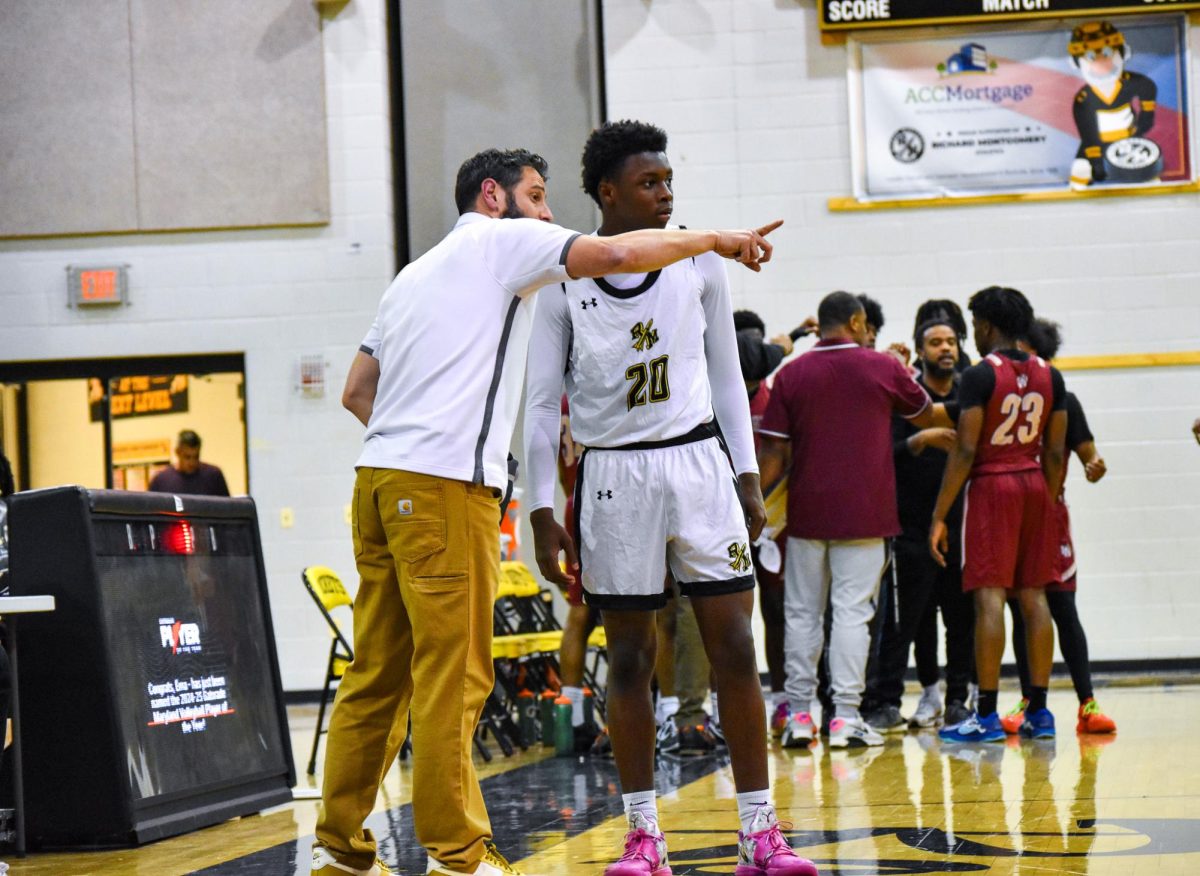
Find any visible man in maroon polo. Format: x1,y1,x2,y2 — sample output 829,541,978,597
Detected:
757,290,951,749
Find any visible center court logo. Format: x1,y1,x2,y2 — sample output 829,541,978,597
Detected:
159,617,202,655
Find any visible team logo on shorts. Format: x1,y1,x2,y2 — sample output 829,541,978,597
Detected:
727,541,751,573
631,319,659,352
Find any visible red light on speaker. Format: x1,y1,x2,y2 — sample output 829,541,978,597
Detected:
162,521,196,555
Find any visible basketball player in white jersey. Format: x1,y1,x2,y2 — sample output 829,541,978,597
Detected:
525,121,816,876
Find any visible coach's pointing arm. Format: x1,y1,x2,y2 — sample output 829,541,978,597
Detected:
564,222,783,278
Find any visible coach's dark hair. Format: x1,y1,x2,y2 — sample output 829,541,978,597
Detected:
818,291,865,331
914,318,958,350
856,294,885,330
454,148,549,215
581,120,669,205
177,429,201,449
1026,317,1063,361
733,309,766,334
914,298,968,342
968,286,1034,341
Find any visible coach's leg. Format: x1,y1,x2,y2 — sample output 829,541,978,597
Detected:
403,476,499,872
691,589,767,790
316,468,416,871
782,538,830,716
827,538,887,718
602,610,659,794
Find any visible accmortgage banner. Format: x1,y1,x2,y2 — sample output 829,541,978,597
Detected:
849,15,1192,200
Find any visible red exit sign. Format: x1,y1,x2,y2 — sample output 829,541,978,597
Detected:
68,265,128,307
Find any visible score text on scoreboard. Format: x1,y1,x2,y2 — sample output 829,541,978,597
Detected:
68,265,129,308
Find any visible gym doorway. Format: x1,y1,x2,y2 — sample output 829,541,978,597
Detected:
0,354,247,495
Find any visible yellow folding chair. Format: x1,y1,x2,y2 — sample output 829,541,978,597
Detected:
301,565,355,775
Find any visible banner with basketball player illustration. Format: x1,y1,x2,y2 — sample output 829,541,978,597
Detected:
847,15,1192,200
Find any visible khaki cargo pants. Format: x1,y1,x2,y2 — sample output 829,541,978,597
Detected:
316,467,500,872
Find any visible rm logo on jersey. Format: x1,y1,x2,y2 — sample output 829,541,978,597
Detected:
1016,374,1029,390
631,319,659,352
727,541,751,573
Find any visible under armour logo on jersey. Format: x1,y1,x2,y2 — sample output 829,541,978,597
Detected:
631,319,659,352
581,298,598,310
727,541,751,573
596,489,613,500
1016,374,1029,390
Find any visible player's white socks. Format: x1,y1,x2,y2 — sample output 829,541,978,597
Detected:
622,790,661,834
736,790,776,835
710,691,720,726
655,695,679,725
562,685,584,726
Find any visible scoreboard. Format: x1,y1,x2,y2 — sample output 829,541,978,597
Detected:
7,487,294,848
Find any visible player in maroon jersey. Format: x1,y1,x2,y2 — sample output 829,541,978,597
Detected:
929,287,1068,742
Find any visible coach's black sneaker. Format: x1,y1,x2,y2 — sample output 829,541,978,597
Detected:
656,718,681,754
575,721,603,754
590,726,614,758
865,704,906,734
677,720,719,756
945,700,972,727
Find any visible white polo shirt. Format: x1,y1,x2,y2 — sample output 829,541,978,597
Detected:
357,211,580,489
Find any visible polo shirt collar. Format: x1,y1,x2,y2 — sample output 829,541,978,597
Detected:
454,211,493,229
811,338,859,352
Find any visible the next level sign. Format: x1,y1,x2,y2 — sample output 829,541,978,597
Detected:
820,0,1200,31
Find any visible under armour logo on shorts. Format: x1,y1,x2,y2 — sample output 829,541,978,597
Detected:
398,499,413,515
596,489,613,500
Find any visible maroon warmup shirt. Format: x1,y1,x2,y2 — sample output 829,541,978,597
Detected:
759,339,930,541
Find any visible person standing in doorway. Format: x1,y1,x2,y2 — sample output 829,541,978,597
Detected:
148,430,230,496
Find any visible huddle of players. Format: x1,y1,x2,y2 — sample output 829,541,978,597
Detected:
834,295,1116,746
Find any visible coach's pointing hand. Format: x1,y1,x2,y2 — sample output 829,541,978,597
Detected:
715,220,783,272
531,507,579,587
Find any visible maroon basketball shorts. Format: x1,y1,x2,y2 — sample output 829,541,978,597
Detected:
1048,496,1078,592
961,469,1057,592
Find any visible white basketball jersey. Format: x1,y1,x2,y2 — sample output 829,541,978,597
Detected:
561,259,714,447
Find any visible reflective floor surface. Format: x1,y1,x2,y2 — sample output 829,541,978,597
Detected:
13,683,1200,875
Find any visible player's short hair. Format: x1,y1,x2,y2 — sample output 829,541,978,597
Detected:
1026,317,1063,361
581,120,669,205
914,298,968,342
818,291,865,331
454,148,549,215
177,430,201,450
733,309,766,334
914,318,958,350
857,294,885,330
968,286,1034,340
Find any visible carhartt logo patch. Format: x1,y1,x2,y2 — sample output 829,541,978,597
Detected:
398,499,413,515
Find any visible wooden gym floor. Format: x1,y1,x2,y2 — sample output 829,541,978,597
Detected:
14,681,1200,875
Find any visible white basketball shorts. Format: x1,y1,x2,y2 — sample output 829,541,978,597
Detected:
572,424,755,610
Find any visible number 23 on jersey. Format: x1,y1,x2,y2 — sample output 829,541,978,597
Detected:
990,391,1044,446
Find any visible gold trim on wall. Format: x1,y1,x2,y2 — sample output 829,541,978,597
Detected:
1055,351,1200,371
828,180,1200,212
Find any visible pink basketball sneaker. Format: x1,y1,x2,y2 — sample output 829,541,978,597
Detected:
735,806,818,876
605,812,672,876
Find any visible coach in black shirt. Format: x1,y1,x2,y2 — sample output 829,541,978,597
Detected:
864,319,975,731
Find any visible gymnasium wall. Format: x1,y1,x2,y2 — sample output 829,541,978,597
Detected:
0,0,395,690
600,0,1200,662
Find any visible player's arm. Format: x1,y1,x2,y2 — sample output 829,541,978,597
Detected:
1042,367,1070,497
1066,392,1105,482
909,402,956,430
523,289,578,587
342,350,380,427
701,256,766,540
565,221,783,279
757,435,791,497
929,405,982,567
1074,440,1107,483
